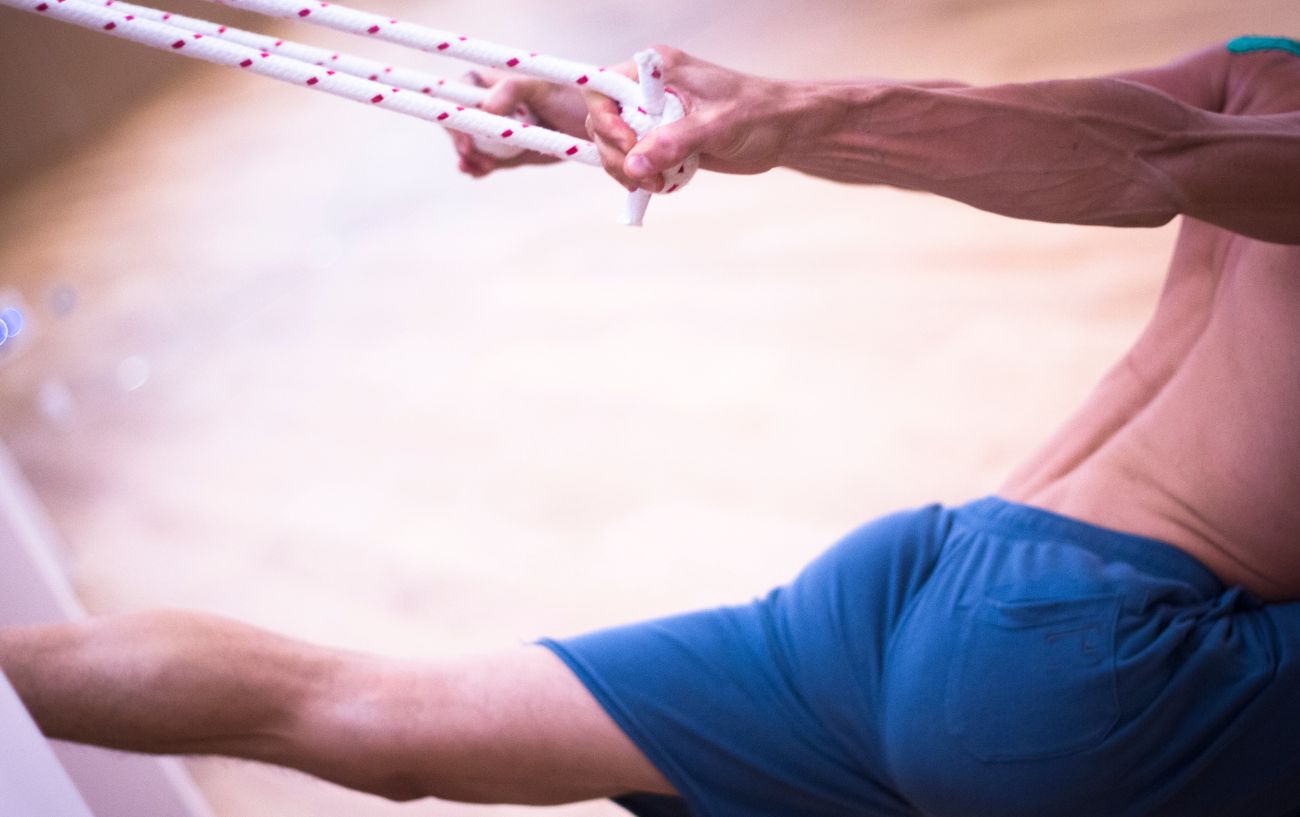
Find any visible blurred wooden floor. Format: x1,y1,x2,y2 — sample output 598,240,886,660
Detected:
0,0,1295,815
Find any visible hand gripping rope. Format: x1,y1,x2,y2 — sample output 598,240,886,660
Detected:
0,0,700,225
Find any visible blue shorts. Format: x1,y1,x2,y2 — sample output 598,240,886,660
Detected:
539,498,1300,817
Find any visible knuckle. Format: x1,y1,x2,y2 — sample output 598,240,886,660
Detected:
650,131,679,157
649,44,682,67
601,157,626,182
609,59,637,80
598,114,625,137
600,148,622,171
494,78,523,102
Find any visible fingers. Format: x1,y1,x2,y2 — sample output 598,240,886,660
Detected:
579,58,642,190
583,93,636,151
579,89,639,190
620,45,703,184
449,123,499,178
624,117,707,186
450,73,547,177
580,51,706,192
458,152,498,178
446,71,500,177
449,48,707,186
480,76,532,117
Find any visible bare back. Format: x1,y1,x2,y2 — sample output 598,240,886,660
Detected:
1002,47,1300,600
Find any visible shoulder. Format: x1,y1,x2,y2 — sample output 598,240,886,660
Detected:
1226,36,1300,59
1223,36,1300,115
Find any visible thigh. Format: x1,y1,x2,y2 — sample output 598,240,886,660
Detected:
538,503,955,817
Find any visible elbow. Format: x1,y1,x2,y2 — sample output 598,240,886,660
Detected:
1079,201,1179,230
1139,157,1188,228
369,773,434,803
1145,117,1300,243
1128,208,1179,229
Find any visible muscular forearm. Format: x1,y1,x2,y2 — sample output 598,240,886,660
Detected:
778,76,1300,242
600,47,1298,244
780,78,1195,227
0,612,334,758
0,612,452,801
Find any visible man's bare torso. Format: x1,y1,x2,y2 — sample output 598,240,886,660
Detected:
1002,48,1300,600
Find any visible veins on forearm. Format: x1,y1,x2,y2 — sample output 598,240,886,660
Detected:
785,77,1195,227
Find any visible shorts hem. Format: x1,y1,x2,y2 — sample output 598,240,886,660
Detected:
537,637,717,817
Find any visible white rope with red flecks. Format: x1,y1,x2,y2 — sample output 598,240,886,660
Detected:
75,0,542,159
0,0,698,225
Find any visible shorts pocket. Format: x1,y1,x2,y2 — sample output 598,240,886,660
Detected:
945,593,1120,762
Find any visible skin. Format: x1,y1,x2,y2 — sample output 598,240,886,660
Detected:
456,43,1300,596
0,612,675,803
2,41,1297,809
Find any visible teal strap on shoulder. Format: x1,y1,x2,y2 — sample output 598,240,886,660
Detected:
1227,36,1300,57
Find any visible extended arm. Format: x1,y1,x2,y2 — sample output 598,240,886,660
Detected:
0,611,670,804
782,77,1300,242
578,45,1299,244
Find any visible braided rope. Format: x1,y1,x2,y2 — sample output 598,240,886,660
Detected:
87,0,535,158
205,0,649,126
199,0,697,221
1,0,700,224
102,0,490,106
2,0,597,163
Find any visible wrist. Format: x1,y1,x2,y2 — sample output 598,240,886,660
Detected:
775,80,900,184
774,80,875,170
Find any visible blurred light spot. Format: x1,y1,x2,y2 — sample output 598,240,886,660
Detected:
50,285,78,317
0,307,23,338
0,319,7,348
39,380,75,423
117,356,151,392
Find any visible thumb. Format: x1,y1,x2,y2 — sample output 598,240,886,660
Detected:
624,118,705,181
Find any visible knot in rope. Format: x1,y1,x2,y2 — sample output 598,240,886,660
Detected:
2,0,699,225
619,49,699,226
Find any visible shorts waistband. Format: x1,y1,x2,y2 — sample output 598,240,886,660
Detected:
954,496,1226,597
